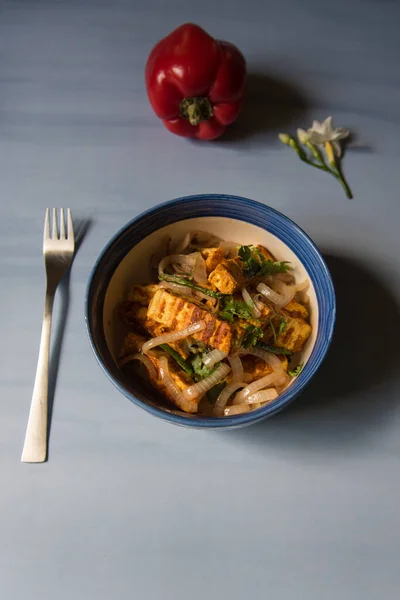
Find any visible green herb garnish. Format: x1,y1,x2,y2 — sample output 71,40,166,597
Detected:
238,245,261,277
219,296,254,323
278,318,287,335
255,342,293,356
159,273,223,299
159,344,193,375
242,325,264,348
259,259,292,277
288,363,304,377
238,245,292,279
191,354,218,381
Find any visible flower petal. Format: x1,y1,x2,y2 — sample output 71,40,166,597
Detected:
311,120,324,134
322,116,333,134
308,131,326,144
334,127,350,140
297,128,309,144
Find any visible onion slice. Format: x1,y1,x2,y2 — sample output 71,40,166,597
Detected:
183,363,231,401
257,280,309,308
119,353,157,380
234,349,286,403
158,254,196,278
233,372,283,403
242,287,261,318
253,293,265,313
202,349,227,368
241,388,279,405
159,280,193,297
238,348,284,374
175,231,221,253
160,280,216,306
175,232,192,253
158,356,197,413
219,240,239,257
142,321,206,354
257,282,294,307
228,354,244,383
214,381,246,416
224,404,251,416
191,252,208,284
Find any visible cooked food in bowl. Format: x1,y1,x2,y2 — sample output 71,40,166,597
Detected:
117,231,312,417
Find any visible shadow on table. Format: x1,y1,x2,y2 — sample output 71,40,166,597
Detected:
214,71,310,146
221,253,400,453
46,218,93,455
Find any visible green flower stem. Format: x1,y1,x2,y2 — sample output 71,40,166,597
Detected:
298,155,329,172
330,164,353,199
303,157,353,199
325,141,353,199
305,142,325,166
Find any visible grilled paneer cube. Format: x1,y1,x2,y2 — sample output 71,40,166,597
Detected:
241,356,273,381
255,244,275,262
120,330,147,356
208,245,278,294
264,315,312,353
208,257,245,294
240,354,289,383
200,247,225,274
119,302,148,329
147,289,232,354
127,284,159,306
283,300,309,320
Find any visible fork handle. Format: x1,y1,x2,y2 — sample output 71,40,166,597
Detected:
21,290,55,463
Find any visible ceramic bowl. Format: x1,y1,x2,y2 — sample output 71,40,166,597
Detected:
85,194,335,428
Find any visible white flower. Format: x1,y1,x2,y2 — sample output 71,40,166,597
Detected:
307,116,349,157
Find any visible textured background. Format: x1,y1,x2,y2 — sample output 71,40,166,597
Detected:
1,1,400,599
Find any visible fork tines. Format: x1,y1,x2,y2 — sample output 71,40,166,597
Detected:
44,208,74,241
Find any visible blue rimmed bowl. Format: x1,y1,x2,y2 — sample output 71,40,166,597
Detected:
85,194,335,429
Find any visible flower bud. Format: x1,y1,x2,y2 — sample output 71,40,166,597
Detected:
279,133,291,144
297,128,309,144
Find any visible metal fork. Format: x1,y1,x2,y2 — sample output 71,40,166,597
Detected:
21,209,75,463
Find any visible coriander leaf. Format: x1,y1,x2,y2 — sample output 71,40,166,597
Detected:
238,245,292,279
206,381,227,404
255,342,293,356
278,318,287,335
159,344,193,375
259,260,292,277
238,245,261,278
219,296,254,322
242,325,264,348
159,273,223,299
288,363,304,377
191,353,218,381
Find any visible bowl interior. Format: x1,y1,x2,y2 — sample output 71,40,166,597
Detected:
102,216,319,416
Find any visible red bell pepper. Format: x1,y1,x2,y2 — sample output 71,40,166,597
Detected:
145,23,247,140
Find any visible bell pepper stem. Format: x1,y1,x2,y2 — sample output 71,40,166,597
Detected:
180,97,213,126
187,104,201,126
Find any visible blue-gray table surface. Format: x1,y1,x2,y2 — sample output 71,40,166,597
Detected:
1,1,400,598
